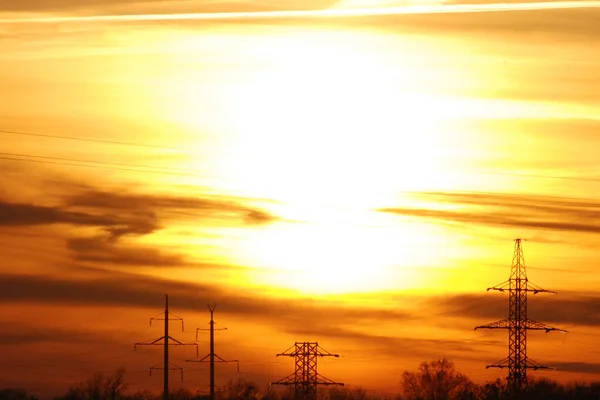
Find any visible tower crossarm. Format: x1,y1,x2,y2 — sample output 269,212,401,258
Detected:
486,280,511,292
316,374,344,386
474,319,511,330
187,354,240,373
315,345,340,358
523,319,567,332
276,344,300,357
485,356,510,369
271,372,297,386
487,281,557,294
525,358,557,371
475,319,567,332
527,280,557,295
135,337,197,348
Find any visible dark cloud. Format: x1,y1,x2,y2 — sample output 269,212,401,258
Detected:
0,200,157,236
1,186,274,243
0,270,416,335
430,292,600,328
0,186,276,270
554,361,600,374
380,191,600,235
65,236,248,269
66,236,185,266
0,322,106,345
65,190,276,226
288,325,503,363
63,189,276,267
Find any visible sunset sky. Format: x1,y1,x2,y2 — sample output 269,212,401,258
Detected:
1,0,600,397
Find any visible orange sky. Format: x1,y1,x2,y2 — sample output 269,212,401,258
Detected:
1,0,600,398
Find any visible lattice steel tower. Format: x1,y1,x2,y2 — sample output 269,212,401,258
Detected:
271,342,343,400
475,239,566,397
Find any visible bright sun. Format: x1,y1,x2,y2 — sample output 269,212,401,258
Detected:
231,213,442,295
156,29,469,294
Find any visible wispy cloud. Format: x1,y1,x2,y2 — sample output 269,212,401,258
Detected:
65,190,275,226
380,192,600,235
66,236,185,267
0,270,415,334
554,362,600,374
429,292,600,328
0,188,274,234
0,201,156,235
0,0,336,14
2,1,599,24
0,322,110,345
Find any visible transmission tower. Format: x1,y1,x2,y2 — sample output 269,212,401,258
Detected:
271,342,343,400
135,295,198,400
475,239,566,397
186,304,239,400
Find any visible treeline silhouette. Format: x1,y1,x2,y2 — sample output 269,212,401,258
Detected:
3,359,600,400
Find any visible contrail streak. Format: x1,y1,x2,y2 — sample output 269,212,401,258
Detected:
1,0,599,24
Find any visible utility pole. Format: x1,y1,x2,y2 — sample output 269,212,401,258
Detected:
271,342,343,400
135,295,198,400
475,239,566,398
186,304,239,400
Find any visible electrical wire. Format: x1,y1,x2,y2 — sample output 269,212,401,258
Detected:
3,127,600,184
0,152,204,174
0,155,206,178
0,129,186,151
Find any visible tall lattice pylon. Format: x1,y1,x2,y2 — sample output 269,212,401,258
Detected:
271,342,343,400
475,239,566,397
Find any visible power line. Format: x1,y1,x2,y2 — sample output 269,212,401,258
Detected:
0,152,200,173
0,129,185,151
476,170,600,183
0,151,207,175
3,129,600,184
0,155,206,178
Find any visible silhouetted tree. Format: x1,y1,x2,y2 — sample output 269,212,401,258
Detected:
525,377,564,400
169,388,195,400
326,386,369,400
62,368,127,400
216,378,260,400
0,389,38,400
477,378,506,400
401,359,475,400
260,385,279,400
123,390,156,400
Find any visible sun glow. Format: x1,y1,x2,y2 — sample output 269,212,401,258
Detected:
229,214,444,295
154,30,477,294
